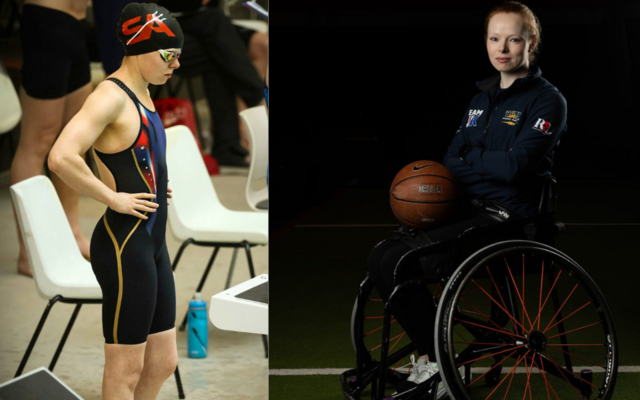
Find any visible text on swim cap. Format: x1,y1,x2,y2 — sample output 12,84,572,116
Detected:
123,13,176,46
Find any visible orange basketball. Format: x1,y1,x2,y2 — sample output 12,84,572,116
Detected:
389,160,462,228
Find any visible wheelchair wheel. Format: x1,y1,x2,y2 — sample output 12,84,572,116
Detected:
435,240,618,400
347,276,444,398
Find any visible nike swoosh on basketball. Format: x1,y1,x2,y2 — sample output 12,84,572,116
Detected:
412,164,435,171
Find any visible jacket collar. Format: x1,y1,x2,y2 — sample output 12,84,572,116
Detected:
475,64,542,92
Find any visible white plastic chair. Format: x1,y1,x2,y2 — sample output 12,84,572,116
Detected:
231,19,268,33
239,105,268,211
165,125,268,332
10,176,102,378
11,176,186,398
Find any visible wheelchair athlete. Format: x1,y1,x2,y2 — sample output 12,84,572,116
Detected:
366,2,567,395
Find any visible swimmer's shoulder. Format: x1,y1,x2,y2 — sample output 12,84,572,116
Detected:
85,80,130,123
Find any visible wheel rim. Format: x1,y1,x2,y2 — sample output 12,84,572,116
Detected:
436,241,618,400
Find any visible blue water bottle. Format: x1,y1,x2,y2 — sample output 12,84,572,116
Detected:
187,292,208,358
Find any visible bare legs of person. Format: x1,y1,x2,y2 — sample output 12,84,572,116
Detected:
10,83,92,276
237,31,269,164
103,328,178,400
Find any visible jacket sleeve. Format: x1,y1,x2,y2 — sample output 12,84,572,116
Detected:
443,125,485,189
463,90,567,183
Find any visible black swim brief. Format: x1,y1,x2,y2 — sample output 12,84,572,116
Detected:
20,4,91,99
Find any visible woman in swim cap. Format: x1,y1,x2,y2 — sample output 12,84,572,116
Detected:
49,3,183,399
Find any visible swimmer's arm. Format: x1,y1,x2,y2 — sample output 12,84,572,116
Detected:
49,84,124,208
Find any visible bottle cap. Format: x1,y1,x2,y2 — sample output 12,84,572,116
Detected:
194,292,202,300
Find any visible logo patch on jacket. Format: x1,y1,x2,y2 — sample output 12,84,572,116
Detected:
533,118,552,135
466,109,484,127
501,110,521,126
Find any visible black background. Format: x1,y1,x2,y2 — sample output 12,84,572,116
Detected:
269,0,640,231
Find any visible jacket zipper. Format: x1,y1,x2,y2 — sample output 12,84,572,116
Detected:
484,92,504,138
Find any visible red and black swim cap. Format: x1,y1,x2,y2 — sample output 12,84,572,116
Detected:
117,3,183,56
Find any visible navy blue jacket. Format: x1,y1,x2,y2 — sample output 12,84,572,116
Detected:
443,65,567,217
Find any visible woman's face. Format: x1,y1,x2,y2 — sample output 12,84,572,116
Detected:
138,48,181,85
486,13,533,74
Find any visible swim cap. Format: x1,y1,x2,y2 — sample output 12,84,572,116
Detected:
117,3,183,56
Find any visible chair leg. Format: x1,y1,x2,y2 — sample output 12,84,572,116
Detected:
172,239,194,272
242,241,257,278
224,248,239,290
241,242,267,358
261,335,269,358
15,295,61,377
179,247,219,331
49,303,82,372
174,365,186,399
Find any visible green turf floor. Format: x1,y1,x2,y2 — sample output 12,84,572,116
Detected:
270,373,640,400
269,182,640,399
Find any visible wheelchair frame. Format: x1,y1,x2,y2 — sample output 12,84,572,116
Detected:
341,178,619,400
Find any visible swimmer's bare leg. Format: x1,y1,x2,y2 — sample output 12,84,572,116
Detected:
134,328,178,400
103,341,146,400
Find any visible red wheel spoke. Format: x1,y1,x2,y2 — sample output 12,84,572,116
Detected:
365,319,396,337
502,358,518,400
532,266,563,330
538,261,545,331
455,317,526,340
504,257,534,330
522,255,530,342
393,353,413,371
457,344,526,366
454,341,515,346
525,356,534,400
466,349,519,387
455,318,526,340
545,351,598,395
544,301,591,334
542,283,579,333
365,316,385,320
369,298,383,302
459,296,510,335
485,350,530,400
388,332,406,354
530,354,556,400
460,283,493,298
471,278,528,334
432,283,442,298
546,321,601,340
453,326,468,342
369,331,405,352
487,267,523,336
547,345,605,369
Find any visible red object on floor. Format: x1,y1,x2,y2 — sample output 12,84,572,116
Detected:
154,98,219,175
203,154,219,175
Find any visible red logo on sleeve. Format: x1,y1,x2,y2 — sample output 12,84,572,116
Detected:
123,13,176,46
533,118,552,135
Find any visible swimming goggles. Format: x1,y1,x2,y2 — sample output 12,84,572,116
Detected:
158,49,181,63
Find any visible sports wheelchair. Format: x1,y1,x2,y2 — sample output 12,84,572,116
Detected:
340,177,618,400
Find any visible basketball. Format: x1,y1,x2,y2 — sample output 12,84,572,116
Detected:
389,160,462,228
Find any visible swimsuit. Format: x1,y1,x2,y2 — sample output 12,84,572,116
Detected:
90,77,175,344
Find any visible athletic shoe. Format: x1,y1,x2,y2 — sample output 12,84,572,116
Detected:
394,355,444,396
394,356,468,399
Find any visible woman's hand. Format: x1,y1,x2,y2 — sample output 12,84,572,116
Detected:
167,179,172,206
109,192,158,220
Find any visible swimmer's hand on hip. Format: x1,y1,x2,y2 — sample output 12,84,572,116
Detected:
109,192,158,220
